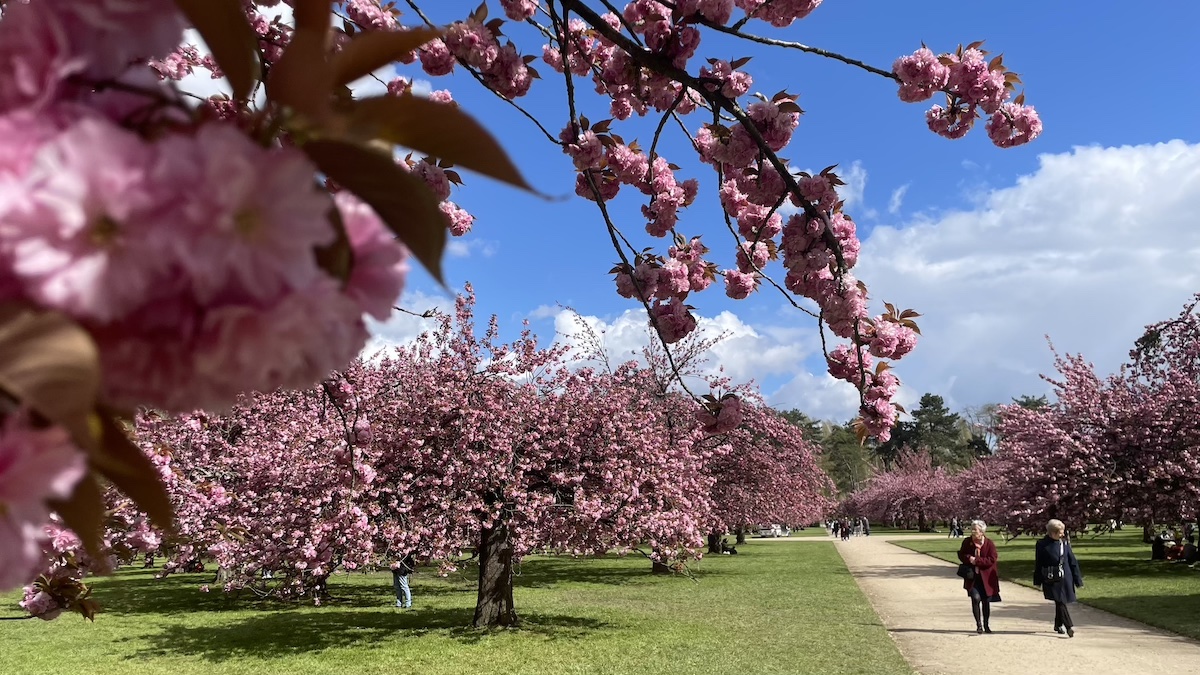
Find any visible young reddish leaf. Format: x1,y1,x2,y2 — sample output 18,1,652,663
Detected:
347,95,534,191
898,309,922,319
91,411,176,534
314,202,355,284
884,301,897,316
268,25,333,123
303,139,447,284
48,473,105,557
776,101,804,115
730,56,752,69
471,0,488,22
173,0,260,100
0,304,99,452
331,26,443,87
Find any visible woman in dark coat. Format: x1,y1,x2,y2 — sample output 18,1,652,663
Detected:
957,519,1001,633
1033,518,1084,637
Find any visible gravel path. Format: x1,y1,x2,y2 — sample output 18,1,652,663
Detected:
809,534,1200,675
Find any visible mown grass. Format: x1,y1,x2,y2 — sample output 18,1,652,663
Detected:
896,529,1200,639
1,540,912,675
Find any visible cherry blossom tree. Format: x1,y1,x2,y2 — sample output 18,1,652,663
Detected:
958,296,1200,536
842,448,955,531
702,398,833,551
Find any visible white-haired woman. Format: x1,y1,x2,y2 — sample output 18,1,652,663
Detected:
957,519,1001,633
1034,519,1084,636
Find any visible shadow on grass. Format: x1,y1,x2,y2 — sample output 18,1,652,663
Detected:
91,572,475,617
128,608,609,662
513,558,722,589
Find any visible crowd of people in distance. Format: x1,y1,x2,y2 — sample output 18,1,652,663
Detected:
828,517,870,540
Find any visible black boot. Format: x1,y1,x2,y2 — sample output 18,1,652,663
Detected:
983,623,993,634
1066,626,1074,638
976,623,984,634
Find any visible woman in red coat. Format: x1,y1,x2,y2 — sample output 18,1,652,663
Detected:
958,519,1002,633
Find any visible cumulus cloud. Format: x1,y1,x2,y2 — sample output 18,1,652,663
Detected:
446,238,498,258
859,140,1200,415
838,160,868,213
549,306,823,395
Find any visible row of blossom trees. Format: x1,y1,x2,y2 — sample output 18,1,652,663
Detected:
21,290,832,627
844,296,1200,538
956,295,1200,535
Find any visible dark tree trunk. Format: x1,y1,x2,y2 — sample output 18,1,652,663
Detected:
918,511,929,532
707,531,722,554
1143,521,1155,544
473,522,518,628
735,527,747,545
651,560,674,574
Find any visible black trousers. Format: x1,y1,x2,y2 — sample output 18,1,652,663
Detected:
1054,601,1074,629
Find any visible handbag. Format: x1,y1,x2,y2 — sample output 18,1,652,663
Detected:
956,563,975,580
1041,540,1065,582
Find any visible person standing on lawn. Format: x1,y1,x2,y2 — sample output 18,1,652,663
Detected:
957,519,1001,634
1034,519,1084,637
392,551,416,609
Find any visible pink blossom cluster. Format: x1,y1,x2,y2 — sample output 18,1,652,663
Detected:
894,45,1041,147
0,414,86,592
0,0,424,593
986,102,1044,149
609,236,712,342
733,0,823,28
420,20,534,100
699,59,754,99
695,395,744,435
500,0,540,22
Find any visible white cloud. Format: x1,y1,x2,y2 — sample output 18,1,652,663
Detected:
446,238,498,258
527,304,561,320
858,140,1200,416
888,184,909,215
838,160,868,213
550,307,822,396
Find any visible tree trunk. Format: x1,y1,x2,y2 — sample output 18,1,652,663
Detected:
473,522,518,628
651,560,674,574
707,531,722,554
918,511,929,533
1143,521,1156,544
735,527,747,545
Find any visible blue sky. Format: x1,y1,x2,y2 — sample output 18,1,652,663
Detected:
359,1,1200,422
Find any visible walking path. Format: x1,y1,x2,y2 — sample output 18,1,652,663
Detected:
801,534,1200,675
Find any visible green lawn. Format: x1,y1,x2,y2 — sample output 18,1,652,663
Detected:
895,529,1200,639
1,541,912,675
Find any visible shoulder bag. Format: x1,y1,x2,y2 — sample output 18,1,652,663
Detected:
1041,540,1065,582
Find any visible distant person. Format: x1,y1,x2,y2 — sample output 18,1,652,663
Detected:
957,519,1001,634
948,517,959,538
840,519,851,541
862,518,871,537
1179,536,1197,564
391,551,416,609
1033,519,1084,637
1151,528,1175,561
